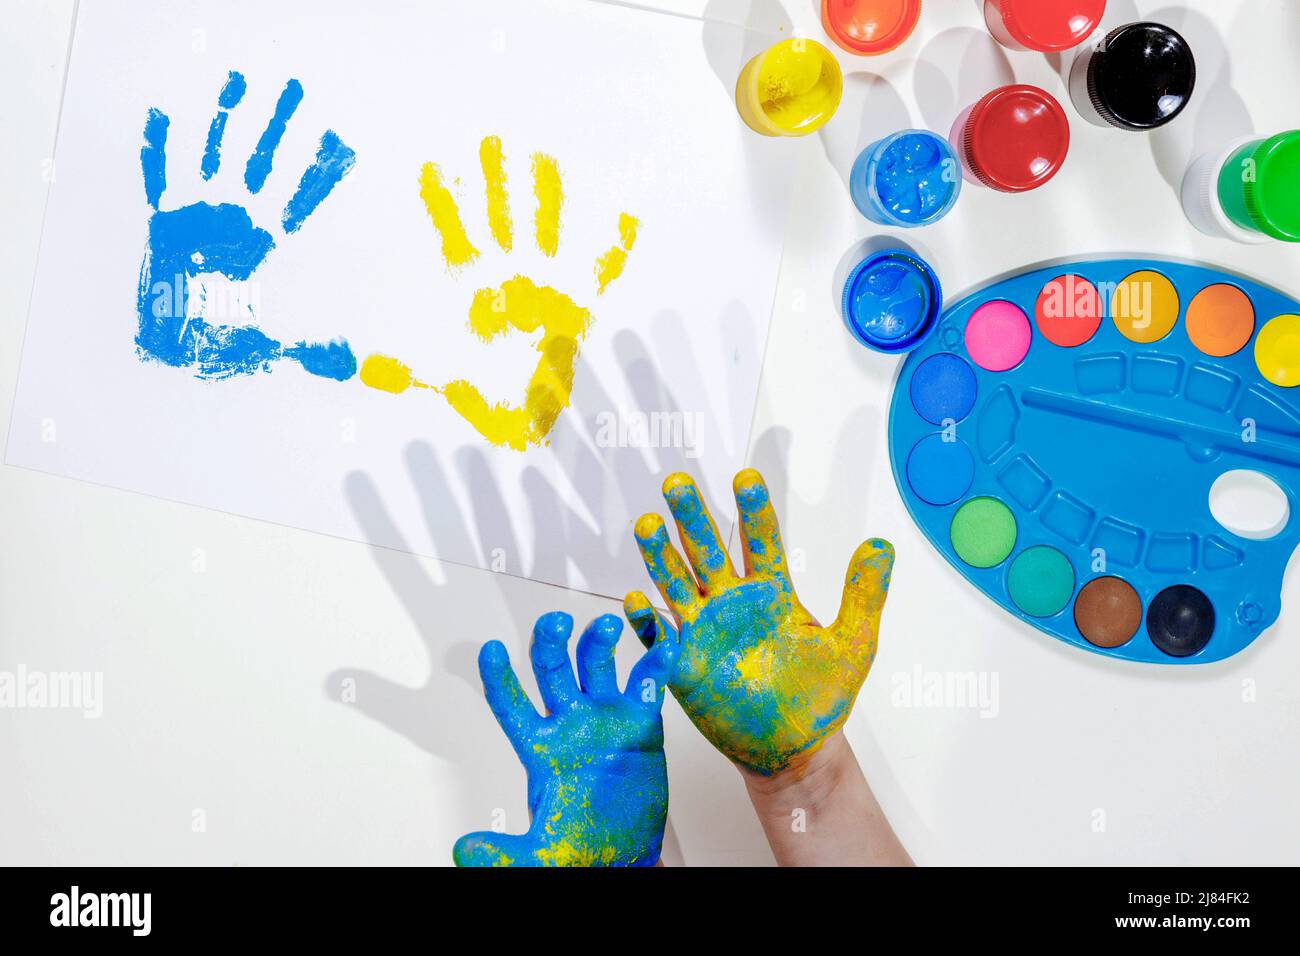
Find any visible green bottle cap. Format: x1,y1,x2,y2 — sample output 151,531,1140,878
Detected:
1236,131,1300,241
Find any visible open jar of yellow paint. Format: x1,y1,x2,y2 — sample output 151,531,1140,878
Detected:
736,38,843,137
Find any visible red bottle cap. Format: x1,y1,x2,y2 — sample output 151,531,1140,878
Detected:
962,85,1071,192
822,0,922,56
985,0,1106,52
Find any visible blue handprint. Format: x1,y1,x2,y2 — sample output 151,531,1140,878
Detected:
454,611,680,867
136,71,358,381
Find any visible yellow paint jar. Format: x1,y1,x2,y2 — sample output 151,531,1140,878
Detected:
735,38,843,137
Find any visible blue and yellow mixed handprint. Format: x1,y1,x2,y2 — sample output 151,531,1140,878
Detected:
625,469,895,776
137,71,357,380
454,611,679,867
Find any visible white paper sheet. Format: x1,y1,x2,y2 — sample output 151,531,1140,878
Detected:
6,0,793,597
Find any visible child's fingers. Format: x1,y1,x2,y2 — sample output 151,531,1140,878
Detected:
830,538,896,659
529,611,581,713
623,591,659,649
244,78,304,195
452,831,534,867
623,590,680,651
575,614,623,701
200,71,247,181
733,469,793,585
625,631,681,712
662,473,737,593
141,108,170,210
478,640,541,747
633,514,701,619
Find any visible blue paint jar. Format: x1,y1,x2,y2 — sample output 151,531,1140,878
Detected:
850,130,962,228
841,248,942,353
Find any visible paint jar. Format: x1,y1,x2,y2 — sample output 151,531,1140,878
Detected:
841,248,942,353
850,130,962,227
952,85,1070,193
821,0,922,57
983,0,1105,53
1182,131,1300,243
1069,22,1196,131
735,38,843,137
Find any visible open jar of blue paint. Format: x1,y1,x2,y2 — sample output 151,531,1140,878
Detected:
850,130,962,228
841,248,942,353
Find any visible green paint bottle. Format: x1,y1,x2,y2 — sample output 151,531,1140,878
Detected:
1184,130,1300,243
1217,131,1300,241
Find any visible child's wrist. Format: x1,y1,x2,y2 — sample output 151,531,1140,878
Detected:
740,730,854,813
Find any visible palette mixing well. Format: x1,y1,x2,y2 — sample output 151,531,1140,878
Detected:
888,258,1300,663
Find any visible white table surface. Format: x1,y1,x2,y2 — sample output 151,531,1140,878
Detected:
2,0,1298,865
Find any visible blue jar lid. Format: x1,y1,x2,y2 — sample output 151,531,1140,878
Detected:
852,130,962,228
841,249,942,353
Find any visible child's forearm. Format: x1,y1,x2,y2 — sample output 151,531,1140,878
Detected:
741,730,913,867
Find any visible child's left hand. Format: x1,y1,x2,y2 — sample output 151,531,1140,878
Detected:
625,469,894,776
453,611,679,867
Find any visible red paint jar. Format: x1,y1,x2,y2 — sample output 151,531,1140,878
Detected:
983,0,1106,53
956,85,1071,192
821,0,922,56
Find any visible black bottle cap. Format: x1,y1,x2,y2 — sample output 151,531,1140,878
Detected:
1146,584,1215,657
1086,22,1196,131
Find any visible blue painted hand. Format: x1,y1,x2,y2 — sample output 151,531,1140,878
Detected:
454,611,679,867
136,71,357,381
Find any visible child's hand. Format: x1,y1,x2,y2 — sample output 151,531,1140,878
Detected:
454,611,679,867
625,469,894,776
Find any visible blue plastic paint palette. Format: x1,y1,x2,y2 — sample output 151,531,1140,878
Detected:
887,258,1300,664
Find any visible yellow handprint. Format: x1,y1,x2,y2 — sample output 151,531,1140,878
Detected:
359,136,639,452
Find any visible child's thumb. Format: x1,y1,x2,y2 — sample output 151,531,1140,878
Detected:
831,538,895,649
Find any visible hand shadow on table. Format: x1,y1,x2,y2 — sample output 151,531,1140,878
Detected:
324,318,753,864
530,306,757,587
326,321,714,742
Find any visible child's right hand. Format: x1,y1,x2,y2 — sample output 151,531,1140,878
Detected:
625,469,895,777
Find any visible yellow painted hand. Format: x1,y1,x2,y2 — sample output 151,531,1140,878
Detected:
359,136,638,451
624,470,895,776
